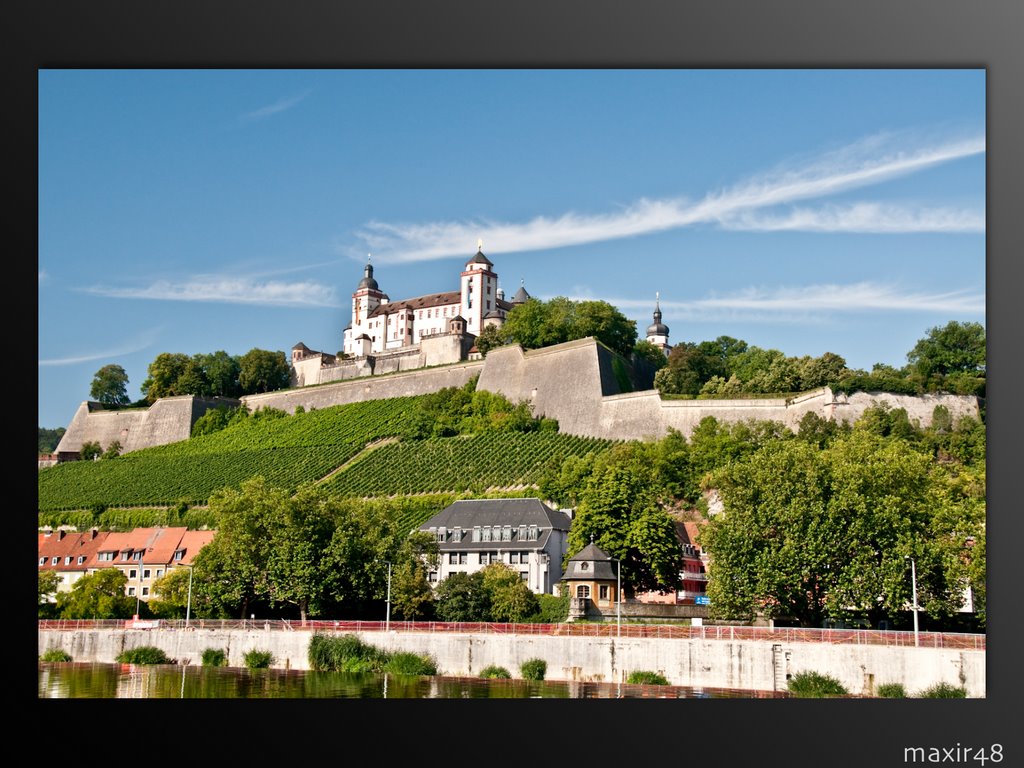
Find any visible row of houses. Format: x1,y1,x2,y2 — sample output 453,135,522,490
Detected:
38,526,213,604
38,498,709,613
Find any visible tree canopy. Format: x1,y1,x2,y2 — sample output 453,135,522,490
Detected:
90,364,130,406
498,297,638,358
55,568,137,619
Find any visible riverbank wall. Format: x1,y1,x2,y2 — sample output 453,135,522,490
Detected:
38,627,985,697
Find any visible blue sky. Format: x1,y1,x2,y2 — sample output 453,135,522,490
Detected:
38,69,985,429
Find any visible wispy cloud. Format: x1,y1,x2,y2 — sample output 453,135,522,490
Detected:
39,328,162,367
579,282,985,322
240,89,312,122
352,131,985,263
721,203,985,233
81,276,339,308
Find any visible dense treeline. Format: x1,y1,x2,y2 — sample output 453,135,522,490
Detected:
653,321,985,400
540,401,985,628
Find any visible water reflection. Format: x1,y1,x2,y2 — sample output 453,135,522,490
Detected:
39,662,780,699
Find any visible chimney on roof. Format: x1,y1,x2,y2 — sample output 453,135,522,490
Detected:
91,528,99,540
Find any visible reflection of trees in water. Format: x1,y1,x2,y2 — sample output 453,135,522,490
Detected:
39,663,766,699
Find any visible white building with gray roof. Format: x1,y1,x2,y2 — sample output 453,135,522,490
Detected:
418,497,572,595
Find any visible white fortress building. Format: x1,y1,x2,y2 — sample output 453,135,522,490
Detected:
341,241,529,357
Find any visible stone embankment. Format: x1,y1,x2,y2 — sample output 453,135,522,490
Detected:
38,624,985,697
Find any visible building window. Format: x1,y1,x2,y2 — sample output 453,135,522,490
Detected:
452,527,462,543
51,556,59,565
436,527,447,542
64,556,72,565
509,552,519,564
174,550,185,561
482,527,492,542
78,556,86,565
458,553,468,565
156,569,163,577
472,526,481,542
576,585,591,599
449,553,459,565
502,526,512,542
121,552,130,561
528,525,538,540
142,587,149,597
517,525,526,540
600,585,609,600
143,569,151,579
129,569,137,579
520,572,529,582
428,571,438,583
128,587,136,596
39,557,46,565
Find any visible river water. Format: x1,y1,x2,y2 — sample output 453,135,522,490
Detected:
38,662,782,699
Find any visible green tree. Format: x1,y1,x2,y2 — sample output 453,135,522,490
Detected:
89,364,130,406
56,568,137,619
38,427,66,453
701,432,943,627
434,571,492,622
473,324,512,357
907,321,986,381
501,297,638,358
101,440,122,460
148,566,194,619
566,443,683,596
196,350,242,397
238,348,291,394
176,358,210,396
389,532,439,621
632,339,668,371
481,562,540,622
141,352,191,403
79,441,102,461
39,570,60,612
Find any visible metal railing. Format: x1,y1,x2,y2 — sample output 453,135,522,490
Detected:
37,619,986,650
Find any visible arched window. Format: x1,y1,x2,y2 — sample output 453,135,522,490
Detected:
576,585,591,599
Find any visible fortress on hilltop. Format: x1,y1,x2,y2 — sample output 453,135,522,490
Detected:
290,243,672,387
52,245,980,461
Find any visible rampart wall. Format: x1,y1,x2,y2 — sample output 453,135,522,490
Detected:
53,337,980,456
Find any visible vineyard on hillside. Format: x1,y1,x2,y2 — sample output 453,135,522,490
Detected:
322,432,614,497
37,398,419,511
38,395,615,513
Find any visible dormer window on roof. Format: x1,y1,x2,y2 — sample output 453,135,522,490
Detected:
174,549,185,561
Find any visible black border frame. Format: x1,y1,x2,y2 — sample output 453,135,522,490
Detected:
23,2,1022,763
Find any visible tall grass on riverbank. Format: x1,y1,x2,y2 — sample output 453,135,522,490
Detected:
308,634,437,676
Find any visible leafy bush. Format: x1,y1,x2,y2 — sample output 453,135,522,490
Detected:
529,592,570,623
627,670,670,685
787,671,849,698
520,658,547,681
308,633,423,674
876,682,906,698
383,652,438,676
918,682,967,698
116,646,172,665
40,648,73,662
479,665,512,679
201,648,228,667
243,649,274,669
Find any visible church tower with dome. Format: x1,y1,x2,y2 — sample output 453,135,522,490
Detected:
645,292,671,354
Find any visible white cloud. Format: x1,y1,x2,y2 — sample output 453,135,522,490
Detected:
81,277,339,308
39,328,162,367
595,282,985,321
240,89,312,122
351,131,984,263
721,202,984,233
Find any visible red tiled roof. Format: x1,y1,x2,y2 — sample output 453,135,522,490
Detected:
38,529,112,571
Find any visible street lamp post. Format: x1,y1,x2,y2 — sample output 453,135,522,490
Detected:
385,561,392,632
185,565,194,628
135,560,143,619
616,558,621,639
906,555,920,647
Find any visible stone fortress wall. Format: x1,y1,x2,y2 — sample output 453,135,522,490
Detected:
54,337,981,458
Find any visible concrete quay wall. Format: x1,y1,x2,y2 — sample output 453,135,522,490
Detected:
38,628,985,697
